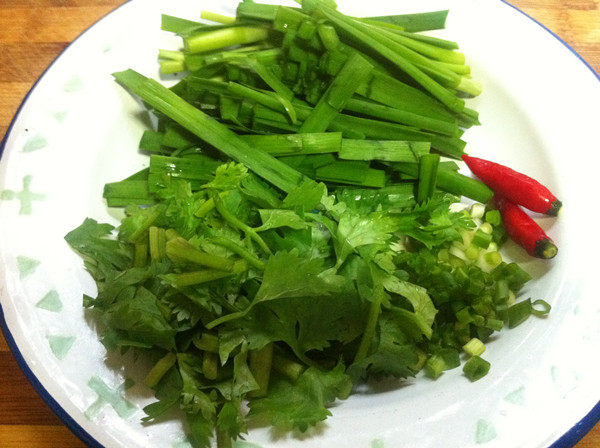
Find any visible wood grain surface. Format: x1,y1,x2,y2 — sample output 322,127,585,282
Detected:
0,1,598,447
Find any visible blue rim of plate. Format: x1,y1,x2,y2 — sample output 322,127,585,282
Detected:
0,1,599,447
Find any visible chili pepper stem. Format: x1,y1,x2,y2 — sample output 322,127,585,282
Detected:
548,200,562,217
534,239,558,259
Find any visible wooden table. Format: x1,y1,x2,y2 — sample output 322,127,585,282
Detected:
0,1,599,447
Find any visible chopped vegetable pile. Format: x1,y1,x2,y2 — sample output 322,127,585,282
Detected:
65,1,554,447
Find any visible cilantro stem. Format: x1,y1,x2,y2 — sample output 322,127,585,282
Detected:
166,237,235,271
213,194,272,255
145,352,177,388
354,283,384,363
272,351,305,381
161,270,235,288
149,227,166,261
128,206,162,242
193,333,219,353
216,429,233,448
210,236,265,271
248,343,273,398
203,351,219,380
133,241,148,267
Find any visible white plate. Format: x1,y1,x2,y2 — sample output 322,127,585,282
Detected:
1,1,599,447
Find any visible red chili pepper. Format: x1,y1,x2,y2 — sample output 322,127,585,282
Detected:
494,195,557,259
462,155,561,216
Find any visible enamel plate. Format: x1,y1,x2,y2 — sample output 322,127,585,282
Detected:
1,1,599,447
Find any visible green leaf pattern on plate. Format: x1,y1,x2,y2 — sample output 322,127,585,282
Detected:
17,255,40,279
47,335,75,360
0,175,45,215
22,133,48,152
36,290,63,312
85,376,137,420
475,419,497,444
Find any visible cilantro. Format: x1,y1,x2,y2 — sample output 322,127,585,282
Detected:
248,362,351,431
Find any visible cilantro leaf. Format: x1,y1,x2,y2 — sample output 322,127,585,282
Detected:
382,275,437,338
282,180,326,214
254,250,343,303
142,365,183,422
65,218,132,281
217,399,247,440
103,286,176,350
350,313,419,380
256,209,308,231
248,362,352,431
178,353,216,419
202,162,248,191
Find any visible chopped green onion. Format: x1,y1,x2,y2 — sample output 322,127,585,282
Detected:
158,49,185,62
484,251,502,268
479,222,493,234
470,203,485,219
455,307,473,324
425,354,446,379
485,318,504,331
472,229,492,249
463,338,485,357
485,209,501,226
494,279,509,304
531,299,551,317
463,356,490,381
465,244,480,260
507,299,533,328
